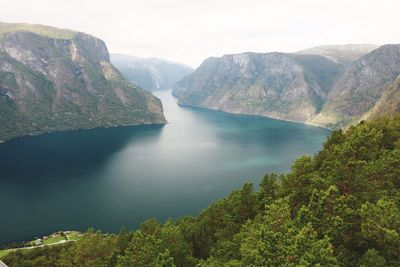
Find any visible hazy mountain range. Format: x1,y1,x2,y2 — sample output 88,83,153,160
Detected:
0,22,165,142
111,54,193,91
173,44,400,128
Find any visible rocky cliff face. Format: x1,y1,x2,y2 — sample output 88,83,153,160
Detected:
173,52,343,123
174,44,400,129
111,54,193,91
0,22,165,141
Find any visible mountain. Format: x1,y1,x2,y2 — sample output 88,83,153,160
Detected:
110,54,193,91
311,44,400,128
296,44,379,66
0,22,166,142
173,52,344,123
173,44,400,129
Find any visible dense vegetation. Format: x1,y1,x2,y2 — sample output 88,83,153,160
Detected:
3,116,400,266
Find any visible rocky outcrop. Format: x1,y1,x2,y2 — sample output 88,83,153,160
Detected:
0,22,165,141
111,54,193,91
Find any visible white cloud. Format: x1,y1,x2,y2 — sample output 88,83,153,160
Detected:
0,0,399,67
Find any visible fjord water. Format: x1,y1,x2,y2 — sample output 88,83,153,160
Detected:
0,91,330,244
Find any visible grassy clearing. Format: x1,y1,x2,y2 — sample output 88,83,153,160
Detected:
42,235,66,245
0,231,82,259
0,249,11,259
26,240,35,246
66,231,81,241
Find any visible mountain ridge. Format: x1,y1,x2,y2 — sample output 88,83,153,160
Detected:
296,44,379,65
173,51,344,125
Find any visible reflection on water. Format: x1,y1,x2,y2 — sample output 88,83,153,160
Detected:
0,90,330,244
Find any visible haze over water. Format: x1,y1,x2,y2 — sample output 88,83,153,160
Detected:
0,91,330,244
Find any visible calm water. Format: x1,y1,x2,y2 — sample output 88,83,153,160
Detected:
0,91,330,244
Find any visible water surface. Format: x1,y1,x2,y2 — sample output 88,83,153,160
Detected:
0,90,330,244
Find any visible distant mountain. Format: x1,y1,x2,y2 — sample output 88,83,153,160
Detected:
173,44,400,129
110,54,193,91
173,52,344,123
296,44,378,66
0,22,165,142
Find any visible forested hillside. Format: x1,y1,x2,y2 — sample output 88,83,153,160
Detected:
3,115,400,267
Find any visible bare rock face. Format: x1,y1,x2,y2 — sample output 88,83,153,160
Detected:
173,52,343,124
0,22,165,141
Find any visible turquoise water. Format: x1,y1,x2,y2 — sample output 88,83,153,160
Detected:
0,91,330,244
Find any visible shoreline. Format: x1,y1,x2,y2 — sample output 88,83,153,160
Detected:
0,121,167,145
176,102,333,131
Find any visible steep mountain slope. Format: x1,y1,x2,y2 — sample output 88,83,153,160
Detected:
174,44,400,129
173,52,343,123
365,76,400,120
311,44,400,128
110,54,193,91
0,22,165,142
296,44,378,66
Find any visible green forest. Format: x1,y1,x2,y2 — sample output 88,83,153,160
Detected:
3,116,400,267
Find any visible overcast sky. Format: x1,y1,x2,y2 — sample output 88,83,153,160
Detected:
0,0,399,67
